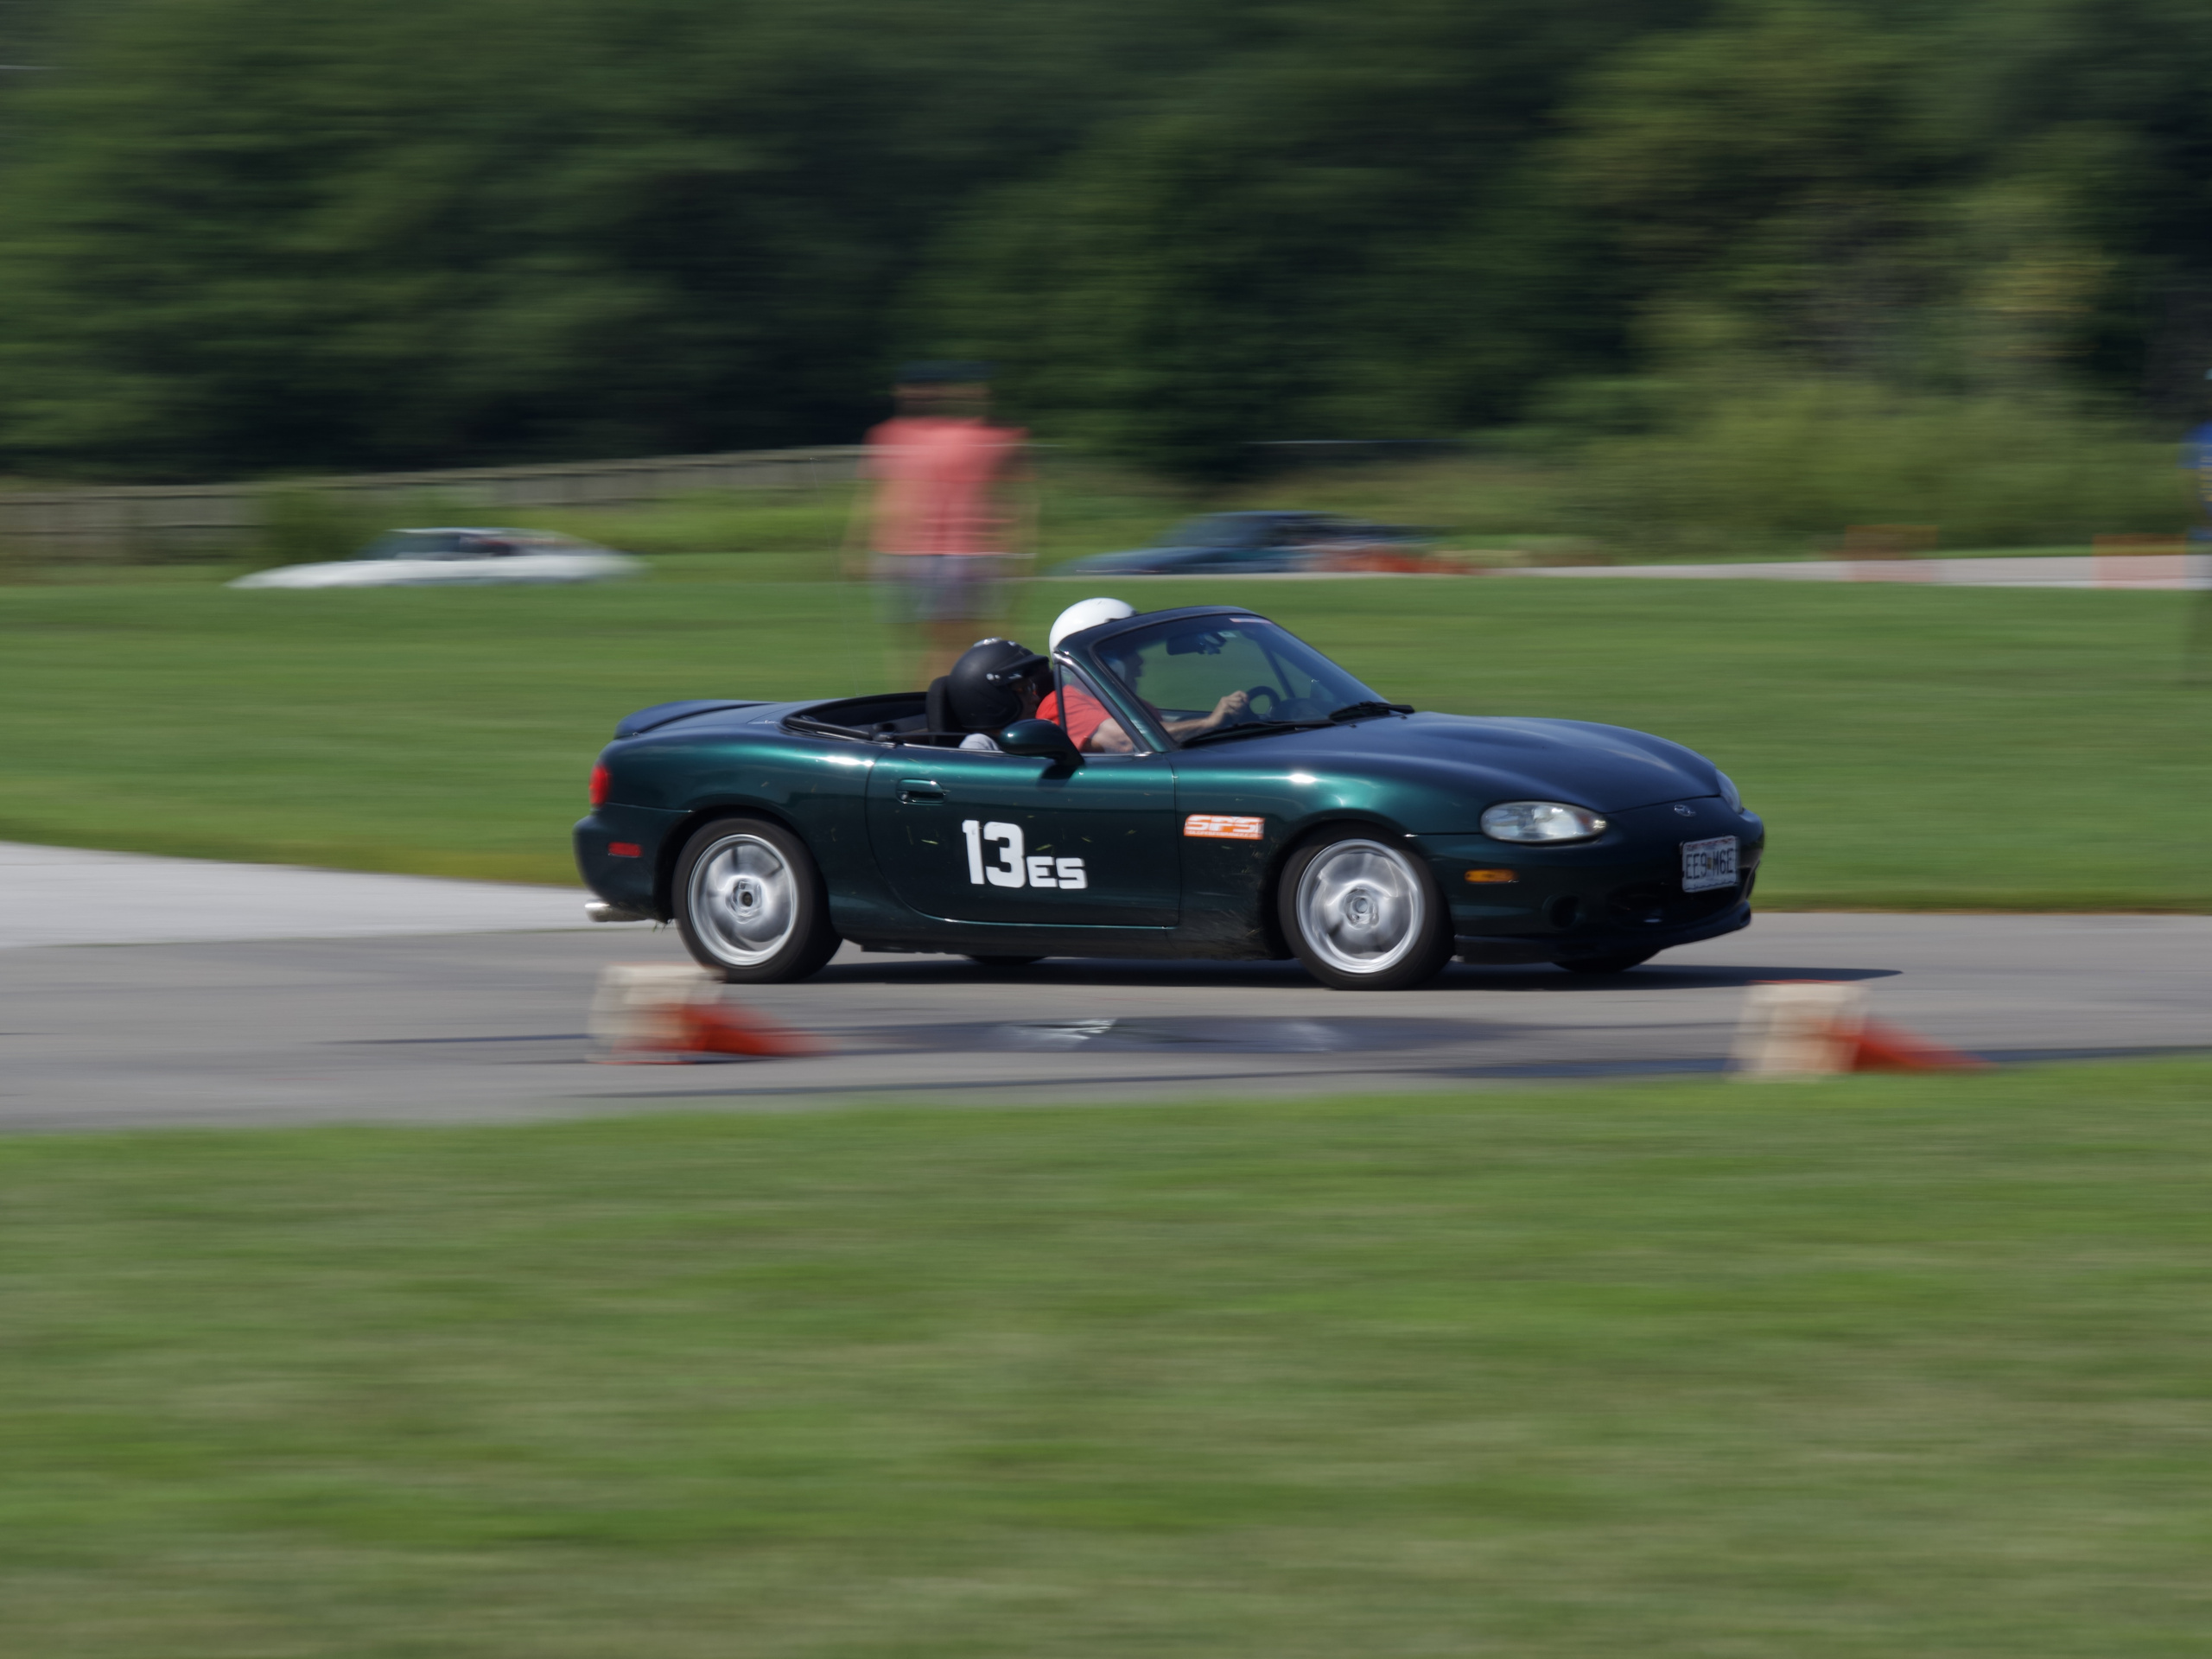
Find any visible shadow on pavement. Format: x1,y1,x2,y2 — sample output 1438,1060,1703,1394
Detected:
815,957,1900,994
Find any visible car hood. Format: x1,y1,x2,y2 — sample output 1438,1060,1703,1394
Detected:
1201,713,1723,816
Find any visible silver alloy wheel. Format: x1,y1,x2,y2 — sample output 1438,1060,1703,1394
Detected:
686,833,799,968
1294,838,1428,976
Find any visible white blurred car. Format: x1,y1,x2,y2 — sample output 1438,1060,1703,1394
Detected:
229,527,644,589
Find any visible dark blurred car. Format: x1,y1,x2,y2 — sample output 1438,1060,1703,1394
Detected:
1056,512,1427,577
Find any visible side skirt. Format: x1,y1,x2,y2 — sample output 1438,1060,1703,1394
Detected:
848,925,1274,963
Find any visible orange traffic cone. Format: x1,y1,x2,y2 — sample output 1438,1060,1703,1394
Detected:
674,998,828,1058
1848,1018,1986,1072
588,963,828,1062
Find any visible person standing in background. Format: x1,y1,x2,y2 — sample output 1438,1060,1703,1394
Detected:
846,361,1034,686
2183,377,2212,548
2184,377,2212,680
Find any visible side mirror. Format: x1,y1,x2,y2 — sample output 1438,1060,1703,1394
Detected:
999,718,1083,764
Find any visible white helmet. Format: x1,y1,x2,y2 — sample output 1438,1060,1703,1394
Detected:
1049,596,1135,651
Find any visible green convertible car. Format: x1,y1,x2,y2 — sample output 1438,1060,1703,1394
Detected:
575,604,1764,990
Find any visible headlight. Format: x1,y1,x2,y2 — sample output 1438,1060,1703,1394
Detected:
1716,772,1744,814
1480,801,1607,843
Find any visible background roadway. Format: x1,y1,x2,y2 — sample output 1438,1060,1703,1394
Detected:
3,843,2203,1129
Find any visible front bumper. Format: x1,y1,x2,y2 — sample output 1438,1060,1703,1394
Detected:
1425,795,1764,966
1455,898,1751,963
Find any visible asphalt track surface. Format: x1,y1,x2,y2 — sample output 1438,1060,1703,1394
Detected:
4,842,2206,1131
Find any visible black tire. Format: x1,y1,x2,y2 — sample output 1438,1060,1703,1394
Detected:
966,954,1045,968
1557,951,1656,975
1278,831,1454,992
672,816,842,983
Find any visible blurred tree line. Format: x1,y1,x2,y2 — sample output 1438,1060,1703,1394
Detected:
3,0,2211,480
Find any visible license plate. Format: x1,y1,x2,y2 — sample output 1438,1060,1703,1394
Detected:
1681,836,1738,893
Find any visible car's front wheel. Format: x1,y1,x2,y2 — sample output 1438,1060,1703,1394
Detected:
673,817,842,983
1279,832,1454,991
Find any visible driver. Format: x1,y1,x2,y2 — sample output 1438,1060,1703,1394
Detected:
1037,641,1250,753
1037,673,1128,753
1037,598,1134,752
1098,641,1249,742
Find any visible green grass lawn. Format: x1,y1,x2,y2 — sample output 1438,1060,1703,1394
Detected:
0,569,2203,905
3,1062,2209,1656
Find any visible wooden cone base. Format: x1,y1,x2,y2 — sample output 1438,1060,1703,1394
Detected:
1734,982,1985,1077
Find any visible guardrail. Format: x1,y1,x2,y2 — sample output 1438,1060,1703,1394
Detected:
0,445,864,563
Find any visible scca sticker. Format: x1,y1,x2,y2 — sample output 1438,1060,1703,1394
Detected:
1184,813,1264,840
961,820,1088,889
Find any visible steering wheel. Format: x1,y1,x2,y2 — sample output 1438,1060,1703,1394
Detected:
1244,684,1283,719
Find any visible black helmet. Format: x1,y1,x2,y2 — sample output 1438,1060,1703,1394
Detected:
947,637,1046,732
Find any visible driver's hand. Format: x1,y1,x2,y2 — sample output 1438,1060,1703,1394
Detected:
1205,690,1250,728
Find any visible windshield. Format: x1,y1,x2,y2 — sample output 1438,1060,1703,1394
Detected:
1160,517,1247,549
1094,615,1382,745
359,531,462,561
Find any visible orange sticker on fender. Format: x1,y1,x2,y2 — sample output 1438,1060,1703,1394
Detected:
1184,813,1264,840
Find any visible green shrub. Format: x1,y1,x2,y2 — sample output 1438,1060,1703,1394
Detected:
1206,381,2198,559
250,489,384,569
1570,379,2197,554
525,491,851,560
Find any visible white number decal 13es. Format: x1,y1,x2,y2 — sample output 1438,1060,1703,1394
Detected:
960,820,1086,891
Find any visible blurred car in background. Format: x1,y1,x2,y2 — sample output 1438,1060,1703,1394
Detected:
1056,511,1435,577
229,528,643,589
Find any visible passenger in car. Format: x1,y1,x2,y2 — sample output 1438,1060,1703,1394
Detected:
941,637,1050,750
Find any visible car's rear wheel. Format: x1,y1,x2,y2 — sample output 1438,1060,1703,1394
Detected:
1279,833,1453,991
1557,951,1656,975
673,817,842,983
966,955,1044,969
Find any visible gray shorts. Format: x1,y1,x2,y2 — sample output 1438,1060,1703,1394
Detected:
871,554,1016,625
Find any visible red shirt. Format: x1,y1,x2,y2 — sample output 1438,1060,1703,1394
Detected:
1036,684,1115,749
864,416,1026,555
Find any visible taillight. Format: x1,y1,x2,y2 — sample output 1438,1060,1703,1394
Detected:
588,764,610,807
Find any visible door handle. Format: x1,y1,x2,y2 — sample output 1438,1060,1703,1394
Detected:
898,779,946,804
